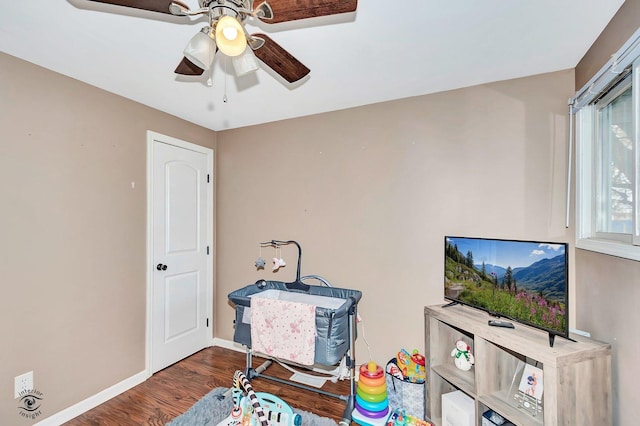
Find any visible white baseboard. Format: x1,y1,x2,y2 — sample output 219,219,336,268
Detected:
32,341,240,425
34,370,147,426
212,337,246,352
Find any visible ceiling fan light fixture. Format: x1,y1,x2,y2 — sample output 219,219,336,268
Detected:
232,47,260,76
215,15,247,57
183,28,216,70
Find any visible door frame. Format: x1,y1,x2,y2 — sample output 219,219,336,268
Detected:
145,130,214,377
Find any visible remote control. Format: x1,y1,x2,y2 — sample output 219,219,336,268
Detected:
488,320,515,328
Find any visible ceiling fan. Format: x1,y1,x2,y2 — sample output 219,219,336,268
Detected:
85,0,358,83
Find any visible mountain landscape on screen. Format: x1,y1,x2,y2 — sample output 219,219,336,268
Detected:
445,236,568,336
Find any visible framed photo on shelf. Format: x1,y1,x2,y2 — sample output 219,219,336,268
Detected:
508,362,543,417
518,364,543,401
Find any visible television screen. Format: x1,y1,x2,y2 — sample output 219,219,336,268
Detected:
444,236,568,339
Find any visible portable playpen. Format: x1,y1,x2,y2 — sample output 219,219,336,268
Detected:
228,240,362,425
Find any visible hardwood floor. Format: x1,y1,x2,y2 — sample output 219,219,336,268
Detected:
64,346,353,425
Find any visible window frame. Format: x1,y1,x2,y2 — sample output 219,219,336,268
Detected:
575,58,640,260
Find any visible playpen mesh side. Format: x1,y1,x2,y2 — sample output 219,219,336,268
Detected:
229,280,362,366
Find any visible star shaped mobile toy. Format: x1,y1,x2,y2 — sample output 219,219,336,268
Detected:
255,257,266,270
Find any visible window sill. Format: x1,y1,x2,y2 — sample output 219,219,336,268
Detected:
576,237,640,262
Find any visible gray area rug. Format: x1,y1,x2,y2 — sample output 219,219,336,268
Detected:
167,387,338,426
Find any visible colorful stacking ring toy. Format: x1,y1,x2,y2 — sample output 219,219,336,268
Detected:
353,361,390,425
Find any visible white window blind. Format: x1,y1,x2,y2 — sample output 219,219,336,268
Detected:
571,26,640,111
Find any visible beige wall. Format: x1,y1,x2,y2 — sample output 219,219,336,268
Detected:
575,0,640,89
575,251,638,426
0,52,216,424
216,69,574,374
573,1,640,425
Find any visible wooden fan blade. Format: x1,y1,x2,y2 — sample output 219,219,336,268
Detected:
174,57,205,76
252,34,310,83
260,0,357,24
86,0,187,14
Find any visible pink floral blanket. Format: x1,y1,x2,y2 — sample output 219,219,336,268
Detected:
250,296,317,365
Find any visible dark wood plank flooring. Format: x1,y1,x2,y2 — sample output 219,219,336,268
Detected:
64,346,353,425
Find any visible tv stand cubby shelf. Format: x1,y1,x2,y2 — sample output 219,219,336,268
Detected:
424,304,611,426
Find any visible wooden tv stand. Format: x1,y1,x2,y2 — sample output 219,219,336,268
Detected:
424,304,611,425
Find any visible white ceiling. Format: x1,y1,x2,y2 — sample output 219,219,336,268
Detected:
0,1,625,131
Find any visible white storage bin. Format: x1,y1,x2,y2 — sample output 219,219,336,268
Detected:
441,390,474,426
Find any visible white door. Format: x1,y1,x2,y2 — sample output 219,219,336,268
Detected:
148,132,213,373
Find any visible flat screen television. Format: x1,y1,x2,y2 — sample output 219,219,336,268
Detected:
444,236,569,346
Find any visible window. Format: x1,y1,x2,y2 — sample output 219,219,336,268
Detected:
573,36,640,261
595,76,633,240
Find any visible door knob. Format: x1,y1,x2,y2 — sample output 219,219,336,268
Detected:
156,263,168,271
